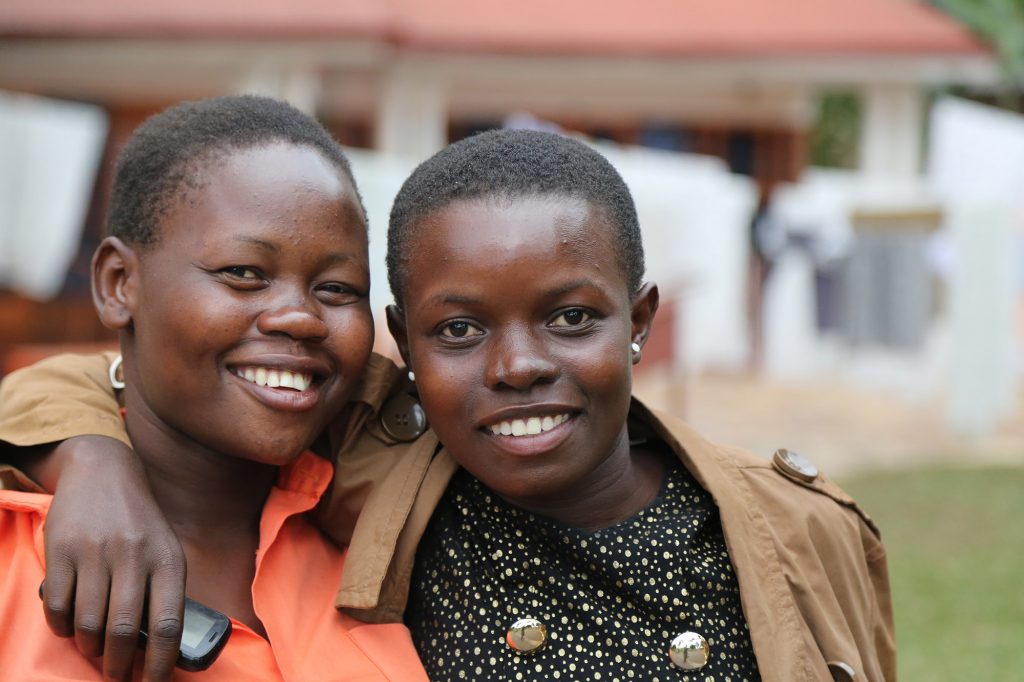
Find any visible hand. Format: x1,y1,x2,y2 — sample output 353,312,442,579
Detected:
40,436,186,682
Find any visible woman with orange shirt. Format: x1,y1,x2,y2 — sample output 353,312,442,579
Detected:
0,95,427,681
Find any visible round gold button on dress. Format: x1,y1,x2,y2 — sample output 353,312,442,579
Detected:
669,631,709,670
506,618,547,653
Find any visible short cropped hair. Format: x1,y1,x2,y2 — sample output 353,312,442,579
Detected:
387,129,645,307
108,95,364,246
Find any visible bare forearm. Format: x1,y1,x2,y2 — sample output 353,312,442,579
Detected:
2,436,135,493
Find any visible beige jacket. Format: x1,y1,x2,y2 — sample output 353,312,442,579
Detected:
0,352,895,681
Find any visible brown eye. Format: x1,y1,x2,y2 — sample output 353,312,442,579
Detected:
217,266,266,289
551,309,591,327
440,321,483,338
316,282,363,305
222,266,261,280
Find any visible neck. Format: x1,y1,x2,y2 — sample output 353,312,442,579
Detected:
123,389,278,542
508,429,665,531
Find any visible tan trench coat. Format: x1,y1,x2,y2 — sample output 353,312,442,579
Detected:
0,352,896,681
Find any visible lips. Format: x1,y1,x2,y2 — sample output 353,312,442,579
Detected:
478,407,577,457
227,361,328,412
231,366,313,392
486,413,571,437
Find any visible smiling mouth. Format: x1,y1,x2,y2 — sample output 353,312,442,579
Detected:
486,413,571,437
231,366,315,392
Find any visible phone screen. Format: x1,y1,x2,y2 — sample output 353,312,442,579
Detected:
181,610,216,649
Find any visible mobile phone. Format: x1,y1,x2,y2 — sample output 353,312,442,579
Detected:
161,596,232,672
39,583,231,671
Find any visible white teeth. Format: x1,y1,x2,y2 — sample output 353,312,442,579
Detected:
487,413,571,438
234,366,313,392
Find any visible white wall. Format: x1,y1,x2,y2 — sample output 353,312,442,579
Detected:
0,91,107,300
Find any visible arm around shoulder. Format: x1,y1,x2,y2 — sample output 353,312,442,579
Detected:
0,352,128,449
0,352,129,491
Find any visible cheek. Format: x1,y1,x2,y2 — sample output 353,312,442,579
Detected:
410,349,476,417
137,289,250,357
325,304,375,367
562,335,635,403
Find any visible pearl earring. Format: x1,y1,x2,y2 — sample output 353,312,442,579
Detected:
631,342,641,354
408,370,416,382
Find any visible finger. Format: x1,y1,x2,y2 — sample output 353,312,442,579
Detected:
140,562,186,682
72,562,112,659
102,569,147,682
41,550,77,638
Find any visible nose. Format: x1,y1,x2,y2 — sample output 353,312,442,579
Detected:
485,327,559,390
256,297,329,343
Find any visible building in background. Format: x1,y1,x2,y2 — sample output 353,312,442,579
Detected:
0,0,996,372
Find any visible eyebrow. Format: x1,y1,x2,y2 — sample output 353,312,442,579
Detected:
233,236,354,267
319,252,353,267
422,278,602,309
234,236,278,252
424,293,482,308
543,278,601,298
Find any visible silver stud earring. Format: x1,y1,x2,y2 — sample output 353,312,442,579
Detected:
408,370,416,382
631,342,641,354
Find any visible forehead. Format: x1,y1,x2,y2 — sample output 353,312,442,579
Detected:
405,195,627,293
189,143,354,218
157,143,366,247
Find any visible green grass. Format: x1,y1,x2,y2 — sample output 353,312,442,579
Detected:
841,467,1024,682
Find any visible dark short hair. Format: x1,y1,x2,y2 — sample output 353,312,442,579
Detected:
386,129,645,307
107,95,364,246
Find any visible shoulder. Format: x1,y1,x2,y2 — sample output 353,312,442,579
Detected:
349,352,404,413
2,351,118,387
724,443,880,539
633,399,880,540
324,353,429,456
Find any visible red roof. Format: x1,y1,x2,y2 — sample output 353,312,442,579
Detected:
0,0,986,56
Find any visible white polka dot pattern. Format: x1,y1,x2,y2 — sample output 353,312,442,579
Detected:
406,460,760,681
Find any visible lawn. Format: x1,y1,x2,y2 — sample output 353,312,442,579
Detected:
841,466,1024,682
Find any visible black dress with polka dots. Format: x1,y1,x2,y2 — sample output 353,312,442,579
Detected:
405,457,761,681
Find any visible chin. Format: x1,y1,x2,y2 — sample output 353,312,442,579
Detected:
483,471,559,503
223,434,313,467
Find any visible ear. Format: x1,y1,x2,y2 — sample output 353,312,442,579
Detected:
91,237,140,331
629,282,659,361
385,304,413,370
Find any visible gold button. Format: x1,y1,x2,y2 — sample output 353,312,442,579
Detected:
506,618,547,653
379,393,428,442
669,631,709,670
773,448,819,482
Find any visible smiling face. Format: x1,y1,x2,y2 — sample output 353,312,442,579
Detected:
115,142,372,466
391,194,657,511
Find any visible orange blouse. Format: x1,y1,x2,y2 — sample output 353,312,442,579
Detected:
0,451,428,681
